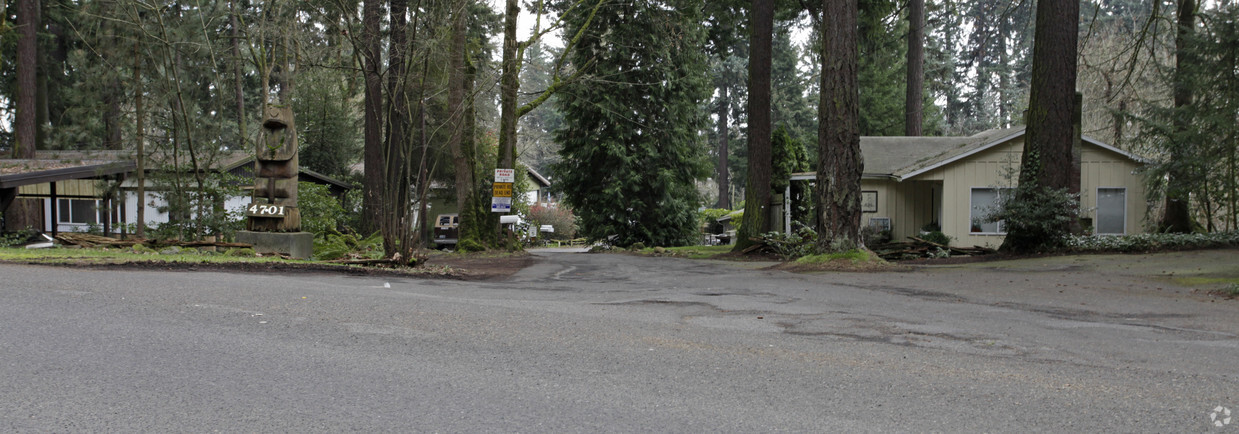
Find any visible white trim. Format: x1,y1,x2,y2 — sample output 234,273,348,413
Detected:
1095,187,1127,235
900,130,1025,181
55,198,102,225
1082,136,1149,164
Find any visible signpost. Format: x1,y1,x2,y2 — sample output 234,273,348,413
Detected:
492,169,515,213
494,169,515,183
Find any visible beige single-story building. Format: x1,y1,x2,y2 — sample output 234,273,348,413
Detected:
784,126,1148,248
2,150,352,237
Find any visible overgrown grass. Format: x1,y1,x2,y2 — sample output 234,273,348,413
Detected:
794,249,881,265
1172,276,1239,286
0,246,313,265
636,244,733,259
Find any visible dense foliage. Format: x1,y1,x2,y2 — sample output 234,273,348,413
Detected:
552,0,711,248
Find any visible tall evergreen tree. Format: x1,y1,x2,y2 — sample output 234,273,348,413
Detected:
553,0,710,247
815,0,864,252
905,0,924,135
999,0,1080,253
1160,0,1199,233
734,0,776,252
13,0,38,158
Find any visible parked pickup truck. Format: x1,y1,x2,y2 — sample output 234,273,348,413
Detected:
432,213,459,248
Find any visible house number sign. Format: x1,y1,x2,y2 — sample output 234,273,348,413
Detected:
246,203,288,218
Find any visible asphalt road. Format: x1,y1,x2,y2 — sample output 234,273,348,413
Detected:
1,249,1237,432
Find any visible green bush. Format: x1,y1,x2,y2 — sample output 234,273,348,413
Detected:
298,182,347,238
0,227,36,248
456,238,486,253
313,230,382,260
861,225,892,245
986,184,1080,252
528,205,577,241
1062,231,1239,252
921,231,951,246
760,227,818,260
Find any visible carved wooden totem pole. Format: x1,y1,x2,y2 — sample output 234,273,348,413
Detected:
246,106,301,231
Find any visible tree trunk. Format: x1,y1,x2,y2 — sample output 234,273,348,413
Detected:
1161,0,1198,233
716,84,731,209
447,1,471,216
134,37,146,239
230,1,246,149
498,0,520,172
904,0,924,136
734,0,774,252
14,0,38,159
383,0,413,258
1000,0,1079,252
815,0,864,253
102,16,122,151
361,0,384,236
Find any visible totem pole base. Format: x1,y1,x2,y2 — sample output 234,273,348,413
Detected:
236,231,313,259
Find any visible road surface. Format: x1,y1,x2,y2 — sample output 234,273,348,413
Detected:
1,249,1237,431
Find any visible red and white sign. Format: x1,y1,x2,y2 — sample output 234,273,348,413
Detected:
494,168,515,183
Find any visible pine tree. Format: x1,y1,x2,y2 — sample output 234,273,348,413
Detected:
815,0,864,252
999,0,1080,253
553,0,711,247
734,0,775,252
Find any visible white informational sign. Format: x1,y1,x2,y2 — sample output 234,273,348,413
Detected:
494,168,515,183
491,196,512,213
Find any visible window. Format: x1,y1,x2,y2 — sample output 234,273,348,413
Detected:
57,199,101,225
969,188,1008,234
1096,188,1126,235
868,217,891,231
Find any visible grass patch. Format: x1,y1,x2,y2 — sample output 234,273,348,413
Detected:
0,246,310,265
636,244,733,259
1172,276,1239,287
795,249,877,265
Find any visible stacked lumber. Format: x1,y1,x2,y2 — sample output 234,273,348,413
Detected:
871,236,995,261
54,233,251,249
54,233,143,248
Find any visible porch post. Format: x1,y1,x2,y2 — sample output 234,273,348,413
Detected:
785,184,792,236
50,182,58,237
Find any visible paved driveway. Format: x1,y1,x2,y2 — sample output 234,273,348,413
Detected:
1,248,1236,431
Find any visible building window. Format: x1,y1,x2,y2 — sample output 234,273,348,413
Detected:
57,199,101,225
969,188,1008,234
1096,188,1126,235
868,217,891,232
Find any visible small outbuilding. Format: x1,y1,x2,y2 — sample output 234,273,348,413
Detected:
782,126,1148,248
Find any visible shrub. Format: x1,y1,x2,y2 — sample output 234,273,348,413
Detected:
986,184,1080,252
528,205,577,241
861,225,892,245
456,238,486,253
299,182,347,238
0,228,36,248
921,230,951,246
760,227,818,260
1062,231,1239,253
313,230,382,260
